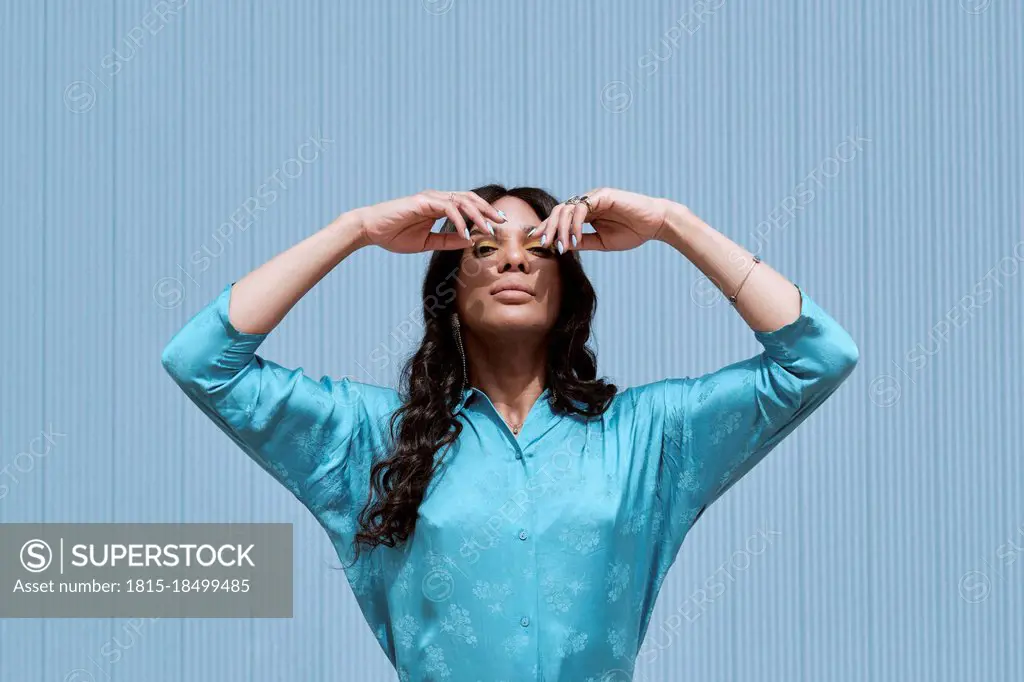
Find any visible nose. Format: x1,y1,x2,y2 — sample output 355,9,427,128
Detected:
498,236,529,273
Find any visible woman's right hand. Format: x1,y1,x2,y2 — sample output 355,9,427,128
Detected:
353,190,506,254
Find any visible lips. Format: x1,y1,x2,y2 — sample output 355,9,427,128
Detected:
491,282,534,296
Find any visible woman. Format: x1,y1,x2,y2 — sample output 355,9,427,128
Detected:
161,185,859,681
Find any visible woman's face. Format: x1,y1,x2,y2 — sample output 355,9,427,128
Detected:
455,196,563,338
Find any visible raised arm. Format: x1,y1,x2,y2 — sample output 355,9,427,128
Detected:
658,205,860,520
159,191,506,518
518,188,858,596
159,211,380,511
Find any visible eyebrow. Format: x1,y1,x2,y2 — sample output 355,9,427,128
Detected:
469,224,537,235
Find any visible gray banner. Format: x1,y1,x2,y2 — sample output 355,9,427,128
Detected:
0,523,292,618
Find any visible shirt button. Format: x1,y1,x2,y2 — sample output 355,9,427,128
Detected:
520,616,530,627
515,452,523,460
518,529,528,541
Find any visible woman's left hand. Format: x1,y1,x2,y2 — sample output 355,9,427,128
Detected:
532,187,684,254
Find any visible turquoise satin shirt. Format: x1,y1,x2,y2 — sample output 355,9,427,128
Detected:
161,281,858,681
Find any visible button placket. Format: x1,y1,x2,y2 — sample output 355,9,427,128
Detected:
512,444,538,660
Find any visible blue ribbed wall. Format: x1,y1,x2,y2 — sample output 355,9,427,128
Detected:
1,1,1021,680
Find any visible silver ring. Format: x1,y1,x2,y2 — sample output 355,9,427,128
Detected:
448,191,457,203
565,194,581,205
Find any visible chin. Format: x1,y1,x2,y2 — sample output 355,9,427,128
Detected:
481,307,552,332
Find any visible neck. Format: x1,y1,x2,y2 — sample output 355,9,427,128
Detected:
462,328,547,426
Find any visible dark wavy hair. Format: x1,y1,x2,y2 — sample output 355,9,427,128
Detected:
351,184,617,562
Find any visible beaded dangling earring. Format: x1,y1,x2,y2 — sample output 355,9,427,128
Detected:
451,312,467,407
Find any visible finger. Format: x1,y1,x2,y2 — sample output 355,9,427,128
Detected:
575,231,606,251
443,201,471,241
462,191,506,226
536,206,560,250
581,188,605,217
456,199,493,239
556,203,575,254
570,201,587,249
575,189,604,225
525,216,543,240
424,230,473,251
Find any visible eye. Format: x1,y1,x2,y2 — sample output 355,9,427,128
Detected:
472,244,498,257
524,240,555,256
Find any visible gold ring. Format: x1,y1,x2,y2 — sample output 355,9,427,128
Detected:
578,195,594,212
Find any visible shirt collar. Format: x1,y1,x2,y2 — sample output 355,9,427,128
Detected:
455,386,555,414
455,386,477,413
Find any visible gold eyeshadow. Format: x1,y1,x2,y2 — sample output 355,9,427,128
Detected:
471,238,554,254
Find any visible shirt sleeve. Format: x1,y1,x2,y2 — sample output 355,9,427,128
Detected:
662,283,859,526
159,281,395,520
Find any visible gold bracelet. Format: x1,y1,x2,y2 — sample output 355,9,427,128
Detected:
727,255,761,305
